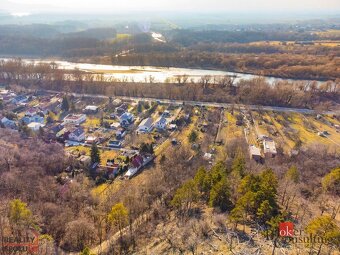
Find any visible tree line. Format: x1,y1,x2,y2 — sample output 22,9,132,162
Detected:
1,59,337,110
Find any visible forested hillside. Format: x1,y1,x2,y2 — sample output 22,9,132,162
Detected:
0,128,339,254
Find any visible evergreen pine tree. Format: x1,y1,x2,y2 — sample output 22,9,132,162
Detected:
90,143,100,165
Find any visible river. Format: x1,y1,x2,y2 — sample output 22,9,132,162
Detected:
2,58,323,84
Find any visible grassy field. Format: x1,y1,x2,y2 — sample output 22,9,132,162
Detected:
154,114,199,157
66,145,119,163
66,145,91,155
215,113,227,143
265,112,295,152
305,115,340,149
246,111,340,153
290,113,323,143
108,33,132,43
84,117,100,128
180,115,199,146
100,150,119,165
225,111,244,141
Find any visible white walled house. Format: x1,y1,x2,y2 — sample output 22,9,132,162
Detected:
84,105,99,113
63,114,86,125
27,122,45,131
154,116,167,130
137,118,154,133
68,127,85,142
263,139,277,158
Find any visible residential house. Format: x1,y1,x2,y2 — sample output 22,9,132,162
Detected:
68,127,85,142
109,113,117,119
46,123,63,140
115,107,125,117
203,153,213,161
125,155,144,179
263,139,277,158
25,108,39,117
21,114,44,125
101,159,120,178
0,89,10,96
115,103,128,116
1,94,14,103
79,155,91,167
107,165,120,178
112,99,122,106
137,118,153,133
84,105,99,113
56,128,68,141
63,114,86,125
11,95,28,105
27,122,45,131
168,124,177,131
117,103,128,112
162,110,171,118
1,117,16,129
154,116,167,130
119,112,134,127
116,128,126,139
249,145,262,162
0,90,16,103
85,136,98,144
124,154,154,179
110,122,120,130
39,97,61,115
131,155,144,168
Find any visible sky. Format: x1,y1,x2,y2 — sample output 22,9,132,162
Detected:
3,0,340,13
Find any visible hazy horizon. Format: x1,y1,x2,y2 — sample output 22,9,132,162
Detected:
2,0,340,14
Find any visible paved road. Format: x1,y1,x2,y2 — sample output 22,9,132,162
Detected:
43,89,339,115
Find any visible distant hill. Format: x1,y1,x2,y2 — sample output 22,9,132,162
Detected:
63,27,117,40
0,24,59,38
